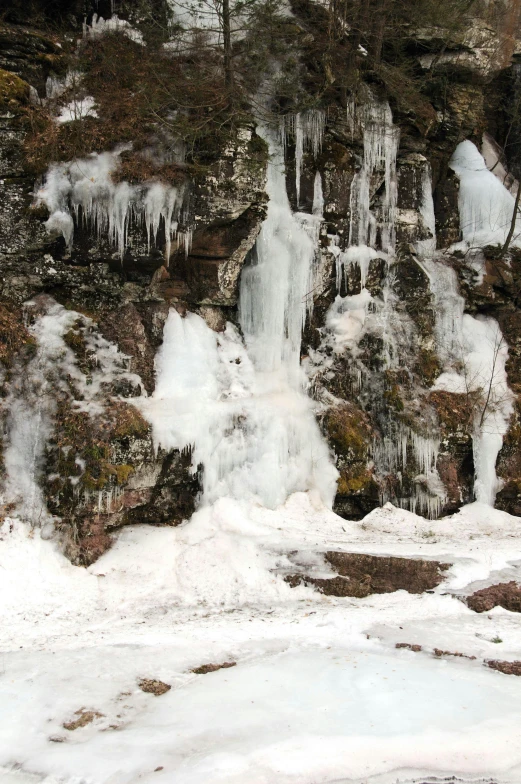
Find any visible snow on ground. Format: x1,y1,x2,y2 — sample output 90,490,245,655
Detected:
1,496,521,783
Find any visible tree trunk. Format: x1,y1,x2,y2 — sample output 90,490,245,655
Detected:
370,0,388,63
501,184,521,257
222,0,234,101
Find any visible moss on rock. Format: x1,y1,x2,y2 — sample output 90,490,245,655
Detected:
323,402,372,460
0,69,29,111
0,302,35,369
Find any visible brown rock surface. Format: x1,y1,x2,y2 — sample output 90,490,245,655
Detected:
138,679,171,696
466,582,521,613
192,661,237,675
286,553,450,597
486,660,521,676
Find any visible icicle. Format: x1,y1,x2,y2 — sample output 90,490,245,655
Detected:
348,99,399,255
36,149,187,262
312,171,324,217
295,113,304,206
335,245,380,291
372,425,445,518
286,110,326,206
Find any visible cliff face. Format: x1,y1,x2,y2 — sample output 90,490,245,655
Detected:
1,0,521,562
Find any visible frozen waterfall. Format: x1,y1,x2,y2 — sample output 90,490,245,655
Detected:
418,162,514,507
140,125,338,509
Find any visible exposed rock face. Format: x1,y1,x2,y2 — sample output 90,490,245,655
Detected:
286,553,450,597
1,1,521,561
486,659,521,676
467,582,521,614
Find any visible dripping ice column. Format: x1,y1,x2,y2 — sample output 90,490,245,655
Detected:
239,125,316,388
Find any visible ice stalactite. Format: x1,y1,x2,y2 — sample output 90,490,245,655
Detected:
372,426,446,518
335,99,398,302
348,100,399,255
140,125,338,509
36,150,189,262
449,140,521,249
281,110,325,206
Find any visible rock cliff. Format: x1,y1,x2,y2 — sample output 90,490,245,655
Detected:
1,0,521,562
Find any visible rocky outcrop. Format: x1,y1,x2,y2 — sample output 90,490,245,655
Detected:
467,582,521,614
287,552,450,597
486,659,521,676
1,0,521,562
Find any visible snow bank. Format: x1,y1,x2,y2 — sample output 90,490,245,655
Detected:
3,492,521,782
2,642,521,784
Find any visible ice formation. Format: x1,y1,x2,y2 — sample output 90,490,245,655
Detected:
329,99,402,366
56,96,98,124
415,160,437,260
83,14,145,45
418,164,514,506
321,102,446,516
372,426,446,518
36,150,188,261
281,110,325,205
312,170,324,216
334,244,381,291
325,289,373,351
139,125,337,509
1,298,142,524
433,314,514,505
449,140,521,248
329,98,401,331
348,100,399,255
